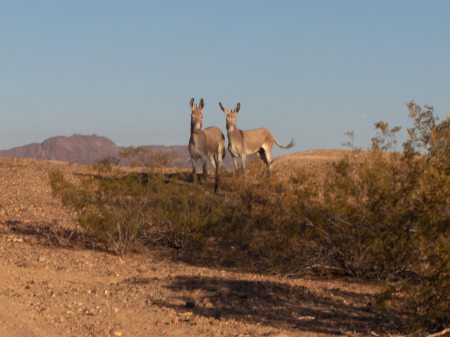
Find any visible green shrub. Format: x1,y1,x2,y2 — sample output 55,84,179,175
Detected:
150,179,222,250
303,102,449,330
50,169,223,256
50,170,154,255
310,151,419,278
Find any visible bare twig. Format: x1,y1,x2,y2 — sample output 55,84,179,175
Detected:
427,328,450,337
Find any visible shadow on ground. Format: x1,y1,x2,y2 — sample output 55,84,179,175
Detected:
127,275,406,336
1,221,408,335
4,220,102,251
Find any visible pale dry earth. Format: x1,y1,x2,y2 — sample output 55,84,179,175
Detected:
0,154,407,337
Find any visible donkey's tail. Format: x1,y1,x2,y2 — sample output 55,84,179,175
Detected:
275,137,295,149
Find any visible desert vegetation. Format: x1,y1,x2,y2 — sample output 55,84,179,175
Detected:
50,101,449,334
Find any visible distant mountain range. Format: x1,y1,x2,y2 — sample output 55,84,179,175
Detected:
0,134,233,168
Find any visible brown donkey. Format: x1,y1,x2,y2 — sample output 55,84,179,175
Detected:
188,98,225,191
219,102,294,170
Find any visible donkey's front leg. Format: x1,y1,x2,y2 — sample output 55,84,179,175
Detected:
201,156,209,180
241,154,247,171
191,158,198,183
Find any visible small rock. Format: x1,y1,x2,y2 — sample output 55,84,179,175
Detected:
10,236,23,243
185,299,196,308
179,312,193,322
112,330,122,337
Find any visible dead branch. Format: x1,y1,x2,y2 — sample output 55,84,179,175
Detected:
427,328,450,337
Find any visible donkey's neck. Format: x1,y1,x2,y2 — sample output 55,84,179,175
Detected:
227,127,243,144
190,128,205,143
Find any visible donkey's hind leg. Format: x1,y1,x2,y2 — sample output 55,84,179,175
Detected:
258,148,270,167
209,155,216,171
261,145,273,171
217,149,224,171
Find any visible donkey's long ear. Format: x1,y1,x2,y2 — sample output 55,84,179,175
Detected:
190,98,195,109
219,102,228,114
235,103,241,113
199,98,205,109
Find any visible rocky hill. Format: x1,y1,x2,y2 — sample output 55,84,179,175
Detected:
0,134,121,164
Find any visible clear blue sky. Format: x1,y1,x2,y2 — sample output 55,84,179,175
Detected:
1,1,449,151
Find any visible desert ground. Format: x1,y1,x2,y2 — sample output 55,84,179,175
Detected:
0,153,408,337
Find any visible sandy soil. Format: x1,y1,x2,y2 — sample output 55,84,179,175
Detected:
0,156,407,337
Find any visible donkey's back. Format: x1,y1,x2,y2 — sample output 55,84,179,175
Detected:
204,126,225,157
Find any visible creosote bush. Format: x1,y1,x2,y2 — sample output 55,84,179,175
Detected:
305,102,449,330
50,169,221,256
50,170,153,255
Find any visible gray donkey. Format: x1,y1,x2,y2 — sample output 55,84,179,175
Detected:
219,102,294,170
188,98,225,191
